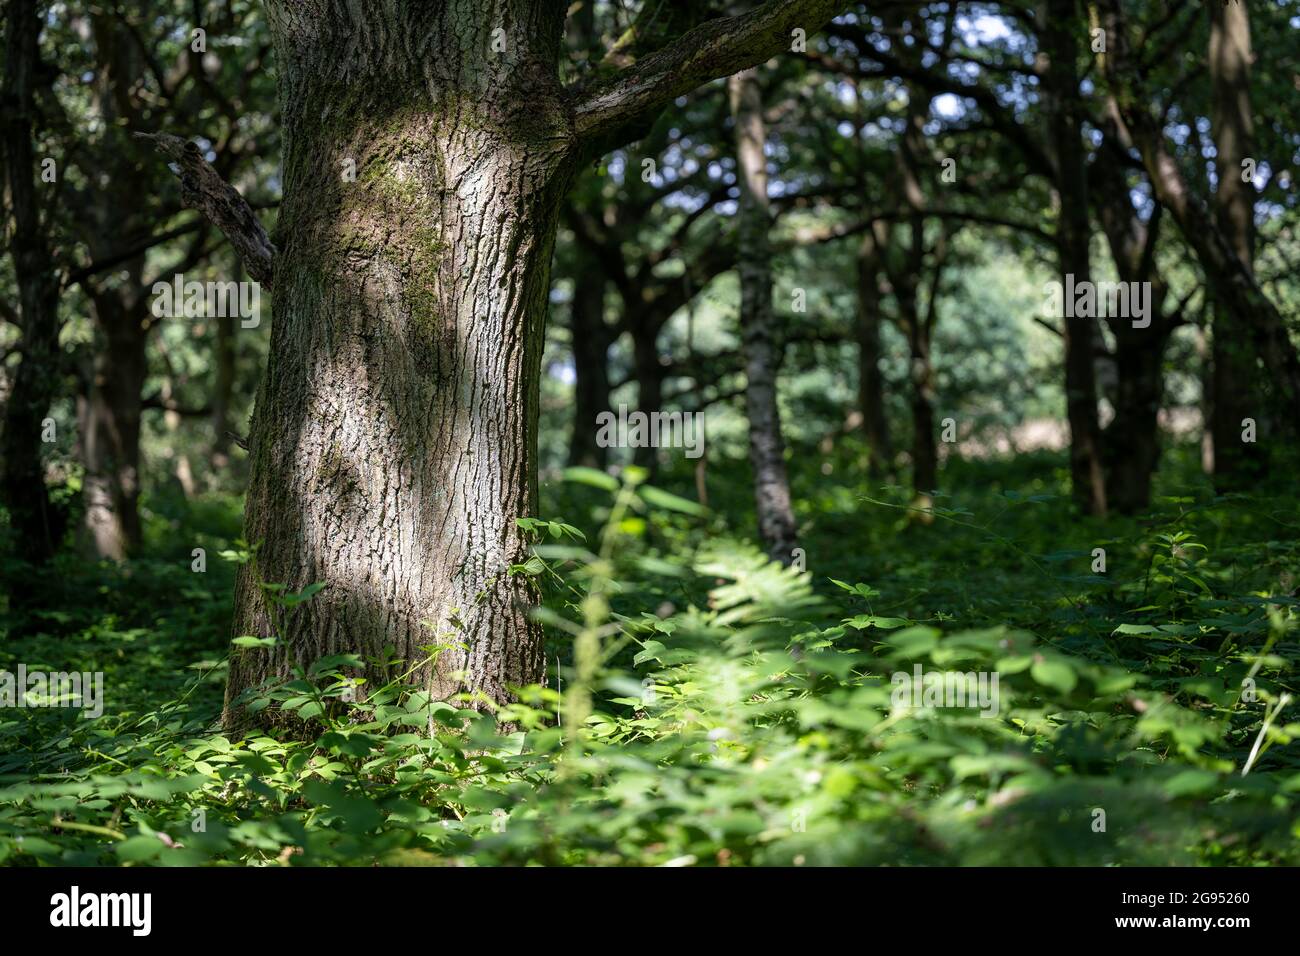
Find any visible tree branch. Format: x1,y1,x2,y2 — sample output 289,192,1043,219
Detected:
135,132,276,288
571,0,845,151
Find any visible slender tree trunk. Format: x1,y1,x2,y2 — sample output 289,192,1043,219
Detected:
627,314,667,471
906,320,938,497
729,66,798,563
890,49,940,511
566,253,611,468
1043,0,1106,516
0,0,64,568
856,232,892,475
211,309,237,469
1208,0,1262,487
79,284,147,559
226,4,577,725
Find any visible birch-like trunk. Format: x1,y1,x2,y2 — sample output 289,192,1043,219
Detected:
729,67,798,563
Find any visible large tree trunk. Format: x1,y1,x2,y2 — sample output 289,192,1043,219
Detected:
79,283,147,559
729,66,798,563
152,0,847,728
226,4,576,724
1043,0,1106,516
1207,0,1263,487
0,0,64,569
1104,326,1167,513
855,232,892,476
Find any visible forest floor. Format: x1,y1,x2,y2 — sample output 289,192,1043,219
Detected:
1,440,1297,866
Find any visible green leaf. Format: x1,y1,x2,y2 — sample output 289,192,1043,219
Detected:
562,466,619,492
637,484,706,516
1030,658,1077,694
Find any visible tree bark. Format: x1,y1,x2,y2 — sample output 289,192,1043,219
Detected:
1091,123,1172,515
1207,0,1263,487
893,63,940,507
628,312,668,471
1043,0,1106,516
855,232,892,475
225,4,576,724
566,250,611,468
143,0,847,728
212,308,237,470
1104,329,1166,513
730,66,798,563
0,0,64,568
79,282,148,559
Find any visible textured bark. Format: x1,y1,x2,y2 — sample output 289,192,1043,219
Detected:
1207,0,1262,487
0,0,64,567
136,134,276,286
1043,0,1106,516
225,3,573,723
730,67,798,563
203,0,846,727
855,232,892,475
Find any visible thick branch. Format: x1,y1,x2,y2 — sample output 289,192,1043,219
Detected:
135,132,276,287
571,0,845,150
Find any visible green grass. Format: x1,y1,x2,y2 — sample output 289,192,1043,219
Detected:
0,443,1297,866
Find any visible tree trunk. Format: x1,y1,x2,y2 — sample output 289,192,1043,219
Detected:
1098,0,1300,431
729,67,798,563
855,232,892,475
1104,327,1167,513
1208,0,1263,488
212,283,238,470
79,284,147,559
0,0,64,569
566,252,611,468
226,4,577,724
889,46,940,512
1091,125,1171,515
905,316,938,498
626,309,670,472
1043,0,1106,516
173,0,847,727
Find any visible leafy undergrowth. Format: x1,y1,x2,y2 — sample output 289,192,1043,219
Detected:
0,450,1297,866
